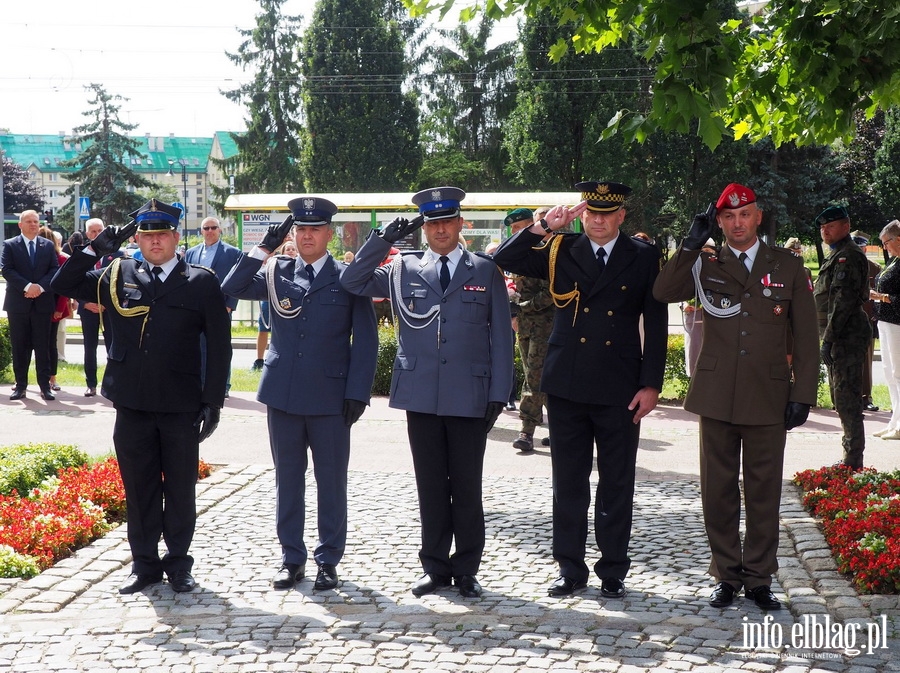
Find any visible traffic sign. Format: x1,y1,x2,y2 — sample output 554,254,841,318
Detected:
78,197,90,220
171,202,185,219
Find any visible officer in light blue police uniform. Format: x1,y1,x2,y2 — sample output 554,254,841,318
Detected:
341,186,513,599
221,196,378,592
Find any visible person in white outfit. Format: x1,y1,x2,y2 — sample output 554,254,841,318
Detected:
873,220,900,439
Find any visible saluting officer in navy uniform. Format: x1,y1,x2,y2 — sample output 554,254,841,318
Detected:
341,187,513,599
654,183,819,610
493,181,668,599
51,200,231,595
221,197,378,592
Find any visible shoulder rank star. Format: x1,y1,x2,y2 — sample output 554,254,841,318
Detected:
279,297,292,310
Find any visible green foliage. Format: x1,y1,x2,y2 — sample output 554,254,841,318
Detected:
0,444,89,497
0,318,11,377
0,546,40,580
411,0,900,149
57,84,154,226
873,107,900,218
215,0,305,207
662,334,690,402
301,0,421,191
2,156,44,213
374,323,399,396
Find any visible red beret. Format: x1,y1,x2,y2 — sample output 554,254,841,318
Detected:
715,183,756,210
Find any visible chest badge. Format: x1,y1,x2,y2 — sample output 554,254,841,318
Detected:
720,297,731,308
279,297,292,310
773,304,784,316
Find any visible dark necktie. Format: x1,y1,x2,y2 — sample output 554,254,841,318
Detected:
738,252,750,280
151,266,164,294
439,255,451,292
596,247,606,275
29,240,35,265
305,264,315,284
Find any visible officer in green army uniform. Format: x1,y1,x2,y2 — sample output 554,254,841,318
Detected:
505,208,557,453
814,205,872,469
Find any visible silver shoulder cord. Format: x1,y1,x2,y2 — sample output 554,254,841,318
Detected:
265,258,304,320
691,255,742,318
389,254,442,346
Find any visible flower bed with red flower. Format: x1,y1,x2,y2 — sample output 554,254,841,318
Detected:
793,464,900,594
0,457,212,579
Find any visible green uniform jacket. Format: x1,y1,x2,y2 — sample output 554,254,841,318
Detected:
814,235,871,345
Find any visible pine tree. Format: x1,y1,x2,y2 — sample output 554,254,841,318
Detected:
213,0,305,210
58,84,154,226
300,0,420,191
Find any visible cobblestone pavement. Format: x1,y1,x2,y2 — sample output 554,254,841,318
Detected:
1,462,899,672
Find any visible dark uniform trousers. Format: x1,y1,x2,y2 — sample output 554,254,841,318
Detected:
267,408,351,567
407,412,487,578
113,407,200,575
547,396,640,583
80,309,103,389
699,417,785,589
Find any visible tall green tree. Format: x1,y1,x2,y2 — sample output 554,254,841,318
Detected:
214,0,305,209
2,156,44,214
835,110,888,237
300,0,420,191
58,84,153,226
409,0,900,149
419,15,516,190
873,107,900,221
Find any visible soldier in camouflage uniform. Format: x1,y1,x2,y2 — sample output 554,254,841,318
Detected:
814,205,872,469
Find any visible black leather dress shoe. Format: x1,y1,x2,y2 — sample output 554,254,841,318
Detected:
84,388,97,397
40,389,55,401
600,577,626,598
168,569,197,593
313,563,339,590
548,576,587,596
709,581,739,607
745,585,781,610
541,436,551,447
454,574,482,597
272,563,306,590
411,573,452,596
119,573,163,595
865,401,880,412
9,388,26,401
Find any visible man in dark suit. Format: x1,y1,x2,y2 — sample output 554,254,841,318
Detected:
78,218,125,398
185,216,241,397
2,209,60,400
342,186,513,598
654,183,819,610
221,197,377,592
51,199,231,595
493,181,668,599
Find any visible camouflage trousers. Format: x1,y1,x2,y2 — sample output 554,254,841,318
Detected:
827,341,866,468
517,316,551,434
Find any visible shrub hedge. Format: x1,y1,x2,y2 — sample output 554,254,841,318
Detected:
0,443,89,497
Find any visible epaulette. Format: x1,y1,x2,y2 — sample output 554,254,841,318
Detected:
473,251,494,261
631,236,655,247
399,249,425,257
188,263,216,275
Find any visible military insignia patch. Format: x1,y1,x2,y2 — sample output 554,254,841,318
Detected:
773,304,784,316
721,297,731,308
279,297,292,310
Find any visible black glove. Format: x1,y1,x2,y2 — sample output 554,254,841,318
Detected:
343,399,367,427
683,203,716,250
260,215,294,253
380,215,425,244
89,222,138,257
194,404,221,443
784,402,811,430
820,341,834,367
484,401,504,432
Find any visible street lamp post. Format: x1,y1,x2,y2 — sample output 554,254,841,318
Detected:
167,159,189,230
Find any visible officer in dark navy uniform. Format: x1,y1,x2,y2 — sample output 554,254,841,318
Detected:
51,199,232,595
493,181,668,599
221,197,378,592
341,186,513,598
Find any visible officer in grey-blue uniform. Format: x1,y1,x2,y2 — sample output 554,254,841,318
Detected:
221,197,378,592
341,187,513,599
